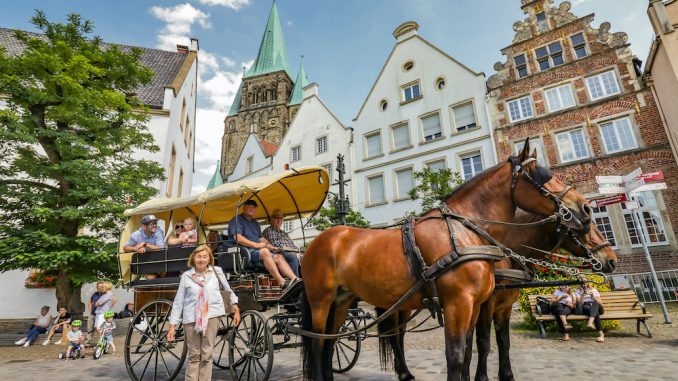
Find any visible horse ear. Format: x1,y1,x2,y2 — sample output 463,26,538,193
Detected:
530,148,538,159
518,138,531,162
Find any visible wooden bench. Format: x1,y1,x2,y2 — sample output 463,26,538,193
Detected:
528,290,653,338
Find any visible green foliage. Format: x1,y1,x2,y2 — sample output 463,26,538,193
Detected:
408,167,464,214
0,11,163,311
308,194,370,231
518,273,621,332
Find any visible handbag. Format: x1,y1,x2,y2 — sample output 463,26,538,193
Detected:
213,266,234,315
535,296,551,315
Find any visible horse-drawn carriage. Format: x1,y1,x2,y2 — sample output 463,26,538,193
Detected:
117,166,370,381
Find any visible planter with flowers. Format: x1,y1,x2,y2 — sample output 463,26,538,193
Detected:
25,269,58,288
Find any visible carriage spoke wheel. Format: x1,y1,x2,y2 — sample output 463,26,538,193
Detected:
212,315,234,369
229,310,274,381
124,299,187,381
332,318,361,373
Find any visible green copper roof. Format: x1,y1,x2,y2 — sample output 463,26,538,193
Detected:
244,1,292,79
206,161,224,190
227,82,242,117
288,59,309,106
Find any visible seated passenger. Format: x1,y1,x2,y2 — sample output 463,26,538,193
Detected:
123,215,165,254
227,200,298,288
206,230,222,252
178,218,198,246
167,222,184,246
262,209,300,277
550,285,575,341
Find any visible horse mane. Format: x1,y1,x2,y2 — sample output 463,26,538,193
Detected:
441,159,509,203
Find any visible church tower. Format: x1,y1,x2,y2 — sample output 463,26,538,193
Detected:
221,1,307,179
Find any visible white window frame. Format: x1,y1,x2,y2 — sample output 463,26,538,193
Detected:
598,117,638,154
544,83,576,112
450,100,478,133
290,145,302,162
419,111,443,142
390,122,412,152
534,41,564,71
282,220,294,232
622,192,669,247
246,156,254,174
393,166,415,201
401,80,422,103
569,32,588,59
514,53,528,79
590,203,618,248
425,158,448,172
315,136,328,154
364,130,383,159
366,173,386,206
555,128,590,163
507,96,534,123
459,151,483,181
322,163,333,178
586,70,621,101
513,137,548,166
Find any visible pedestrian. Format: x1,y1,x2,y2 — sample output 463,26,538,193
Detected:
94,282,116,329
550,285,575,341
167,244,241,381
577,283,605,342
15,306,52,347
97,311,117,355
65,320,83,360
85,282,106,346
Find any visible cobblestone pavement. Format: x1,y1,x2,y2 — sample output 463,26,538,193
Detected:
0,306,676,380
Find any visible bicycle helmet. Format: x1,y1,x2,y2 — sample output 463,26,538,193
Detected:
104,311,115,319
71,320,82,327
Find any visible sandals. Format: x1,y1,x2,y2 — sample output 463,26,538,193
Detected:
596,336,605,343
561,335,570,341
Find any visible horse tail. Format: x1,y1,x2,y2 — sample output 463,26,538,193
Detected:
375,307,394,372
300,284,314,380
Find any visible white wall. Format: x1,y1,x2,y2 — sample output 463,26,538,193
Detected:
352,29,495,226
228,134,273,182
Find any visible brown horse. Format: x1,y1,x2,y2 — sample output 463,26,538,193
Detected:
467,209,618,381
299,142,592,381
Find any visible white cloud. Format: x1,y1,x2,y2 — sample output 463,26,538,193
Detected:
221,56,237,67
192,108,227,194
150,3,211,50
200,70,243,112
196,0,251,11
571,0,592,6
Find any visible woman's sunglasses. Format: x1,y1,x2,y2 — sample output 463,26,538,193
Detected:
175,224,184,229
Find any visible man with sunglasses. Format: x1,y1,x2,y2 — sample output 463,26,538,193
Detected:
123,214,166,254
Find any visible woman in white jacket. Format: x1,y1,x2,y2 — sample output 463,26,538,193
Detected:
167,244,241,381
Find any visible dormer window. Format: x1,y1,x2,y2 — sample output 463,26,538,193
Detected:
535,41,564,71
401,81,422,103
514,54,528,79
570,32,588,59
536,11,548,33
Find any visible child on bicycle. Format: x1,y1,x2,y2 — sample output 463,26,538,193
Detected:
97,311,116,354
65,320,83,360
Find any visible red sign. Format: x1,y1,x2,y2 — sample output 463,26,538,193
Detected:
638,171,664,182
590,193,627,208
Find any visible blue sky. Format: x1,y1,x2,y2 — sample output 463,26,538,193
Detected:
0,0,654,194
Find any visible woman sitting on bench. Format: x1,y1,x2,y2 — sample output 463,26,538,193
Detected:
577,284,605,342
550,286,575,341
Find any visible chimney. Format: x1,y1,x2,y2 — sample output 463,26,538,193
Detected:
176,45,189,54
393,21,419,42
190,38,200,52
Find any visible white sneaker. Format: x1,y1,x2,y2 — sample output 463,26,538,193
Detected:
42,339,50,346
53,341,62,345
14,338,26,345
22,341,30,348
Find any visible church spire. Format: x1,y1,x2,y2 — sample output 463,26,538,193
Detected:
206,161,224,190
244,0,292,79
288,56,309,106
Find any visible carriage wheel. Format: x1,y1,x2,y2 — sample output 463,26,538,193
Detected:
212,315,234,369
332,318,361,373
229,310,274,381
124,299,187,381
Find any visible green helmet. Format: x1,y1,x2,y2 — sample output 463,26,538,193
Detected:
71,320,82,327
104,311,116,319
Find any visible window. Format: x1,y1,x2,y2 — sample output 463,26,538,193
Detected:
535,41,564,71
452,102,477,132
586,71,620,100
421,113,442,141
316,136,328,154
379,99,388,111
403,61,414,71
391,123,411,150
461,153,483,181
570,32,588,58
556,129,590,162
188,131,193,158
435,77,446,90
536,11,549,32
599,117,638,153
177,169,184,198
166,146,176,197
507,96,534,122
365,132,383,158
395,168,414,200
622,192,668,246
179,99,186,132
291,145,301,162
184,116,190,145
426,159,447,172
591,204,617,247
544,84,576,112
402,82,421,102
514,137,547,166
282,220,293,232
323,163,333,178
514,54,528,79
367,175,386,205
246,156,254,174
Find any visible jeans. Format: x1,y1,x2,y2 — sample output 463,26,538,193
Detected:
279,251,300,277
551,303,572,334
26,326,47,343
581,301,603,331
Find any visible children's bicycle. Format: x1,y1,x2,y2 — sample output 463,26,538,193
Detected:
58,344,84,360
93,335,111,359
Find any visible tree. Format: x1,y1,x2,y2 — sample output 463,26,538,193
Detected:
308,194,370,231
0,12,163,314
408,167,464,214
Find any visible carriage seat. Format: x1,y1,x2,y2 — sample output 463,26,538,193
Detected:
130,246,194,275
130,276,181,287
219,240,267,273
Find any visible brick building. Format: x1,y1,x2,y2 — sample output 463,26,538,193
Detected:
487,0,678,273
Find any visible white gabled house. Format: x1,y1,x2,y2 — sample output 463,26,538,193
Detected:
352,22,498,226
227,134,277,182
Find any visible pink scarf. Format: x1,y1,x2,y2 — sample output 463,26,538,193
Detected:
190,270,212,333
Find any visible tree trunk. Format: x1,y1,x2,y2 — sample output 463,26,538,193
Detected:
56,268,85,315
